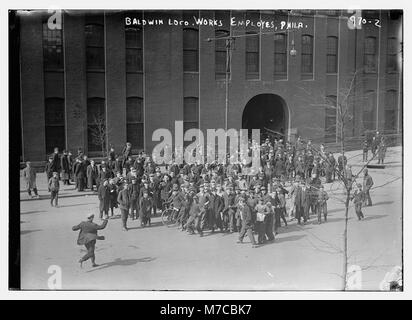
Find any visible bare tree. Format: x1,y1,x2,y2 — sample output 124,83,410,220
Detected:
294,70,389,290
89,112,108,157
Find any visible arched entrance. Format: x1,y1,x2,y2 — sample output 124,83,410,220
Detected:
242,94,288,142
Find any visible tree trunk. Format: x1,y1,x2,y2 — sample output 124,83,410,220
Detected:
342,194,350,290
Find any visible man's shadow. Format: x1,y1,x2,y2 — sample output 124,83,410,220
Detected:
86,257,156,273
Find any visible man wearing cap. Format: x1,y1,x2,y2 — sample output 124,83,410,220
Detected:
223,186,237,232
72,213,108,268
129,178,140,220
236,197,257,247
48,171,60,207
139,189,153,227
117,180,130,231
317,185,329,224
363,169,374,206
44,157,54,182
23,161,39,198
60,150,71,185
351,184,365,220
98,180,111,220
86,160,99,191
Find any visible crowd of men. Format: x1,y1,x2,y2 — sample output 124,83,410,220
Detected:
21,131,386,249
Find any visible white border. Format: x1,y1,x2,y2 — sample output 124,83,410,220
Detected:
2,0,410,300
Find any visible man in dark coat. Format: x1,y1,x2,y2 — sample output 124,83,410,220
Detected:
75,158,86,191
72,213,108,268
86,160,99,191
50,147,61,177
363,169,374,206
236,196,257,247
97,180,111,219
117,180,130,231
60,150,71,185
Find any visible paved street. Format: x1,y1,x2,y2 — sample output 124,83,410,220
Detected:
19,147,402,290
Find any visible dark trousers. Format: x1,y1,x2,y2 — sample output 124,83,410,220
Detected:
228,211,236,232
77,176,85,191
120,208,129,229
256,221,266,244
363,150,368,162
27,187,38,196
364,189,372,206
238,222,256,245
265,214,275,241
50,190,58,206
81,241,96,264
317,203,327,223
130,199,138,218
185,215,203,236
355,203,364,220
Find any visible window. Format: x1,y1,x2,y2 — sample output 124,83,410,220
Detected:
325,96,336,142
387,37,399,73
45,98,65,154
126,97,144,150
85,24,105,70
327,36,338,73
125,27,143,73
246,32,260,79
183,97,199,132
301,35,314,75
42,22,64,69
384,90,398,132
274,33,287,75
183,28,199,72
215,30,230,80
364,36,377,73
363,91,376,130
87,98,106,152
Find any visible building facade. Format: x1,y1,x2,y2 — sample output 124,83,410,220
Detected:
15,9,403,161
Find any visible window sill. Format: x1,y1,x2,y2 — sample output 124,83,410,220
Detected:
126,71,144,74
326,73,338,75
86,69,105,73
184,71,199,74
44,68,64,73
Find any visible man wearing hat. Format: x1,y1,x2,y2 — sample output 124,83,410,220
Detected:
129,177,140,220
236,196,257,247
317,185,329,224
117,180,130,231
363,169,374,206
23,161,39,198
223,186,237,232
72,213,108,268
351,183,365,220
98,180,111,220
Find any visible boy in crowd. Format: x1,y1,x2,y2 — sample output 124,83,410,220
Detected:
48,171,60,207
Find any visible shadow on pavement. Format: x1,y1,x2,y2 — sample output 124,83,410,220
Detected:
371,201,394,206
86,257,156,273
20,210,46,215
21,229,42,235
362,214,388,221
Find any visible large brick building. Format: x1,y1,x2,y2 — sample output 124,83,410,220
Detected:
14,9,403,161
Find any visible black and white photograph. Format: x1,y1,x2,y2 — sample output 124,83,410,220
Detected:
8,2,405,294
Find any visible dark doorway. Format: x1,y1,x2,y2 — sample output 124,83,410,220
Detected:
242,94,287,141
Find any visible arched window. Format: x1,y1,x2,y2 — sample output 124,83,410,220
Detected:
183,28,199,72
326,36,338,74
125,27,143,73
325,96,337,142
301,35,314,76
274,33,287,75
87,97,106,152
126,97,144,150
364,36,377,73
384,90,398,132
245,31,260,79
45,98,65,154
85,23,105,70
215,30,230,79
